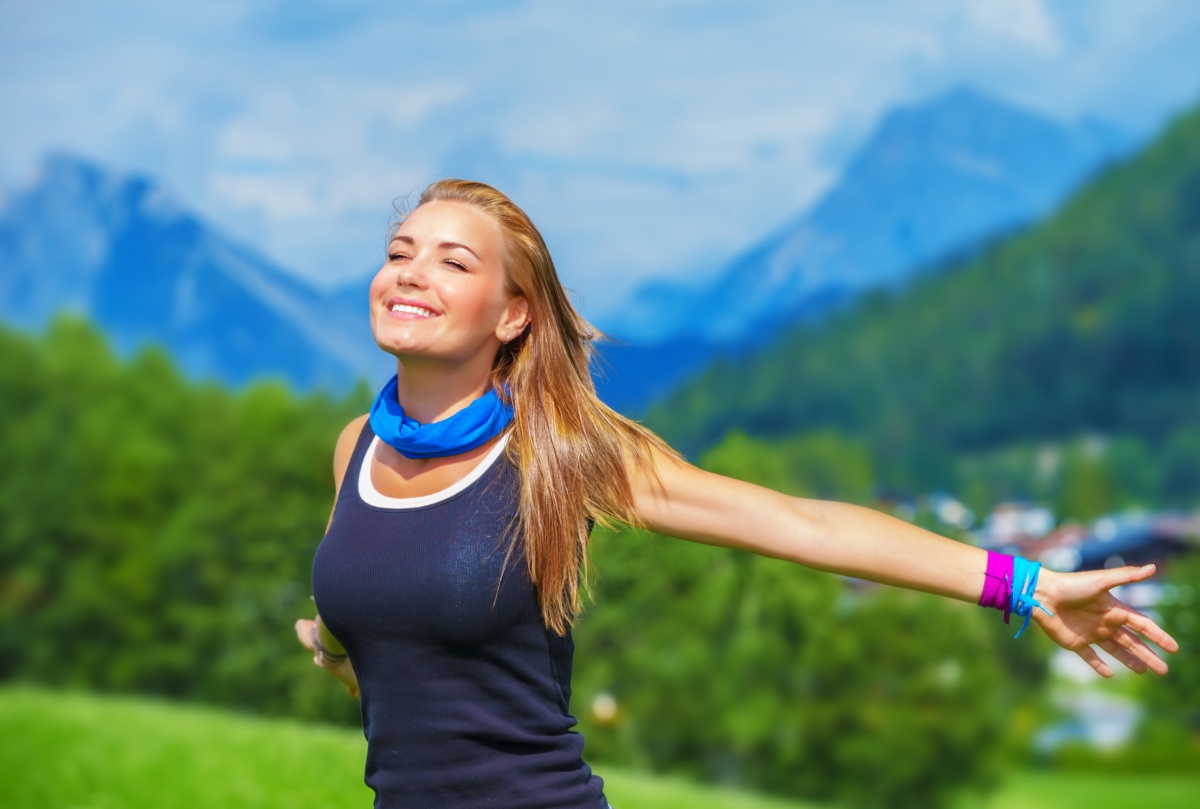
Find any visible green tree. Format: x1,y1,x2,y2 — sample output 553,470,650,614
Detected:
1162,427,1200,509
1055,442,1119,523
1145,553,1200,731
573,433,1012,808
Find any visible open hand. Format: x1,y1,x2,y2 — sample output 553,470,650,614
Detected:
294,618,361,699
1032,564,1179,677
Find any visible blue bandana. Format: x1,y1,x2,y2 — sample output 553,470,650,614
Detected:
368,373,514,459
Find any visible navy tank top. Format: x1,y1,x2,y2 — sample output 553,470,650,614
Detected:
311,419,608,808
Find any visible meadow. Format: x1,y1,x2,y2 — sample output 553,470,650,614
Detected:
2,685,1197,809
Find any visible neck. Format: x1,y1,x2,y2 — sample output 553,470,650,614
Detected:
392,353,495,425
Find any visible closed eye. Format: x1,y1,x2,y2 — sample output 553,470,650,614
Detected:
387,252,409,262
444,259,467,271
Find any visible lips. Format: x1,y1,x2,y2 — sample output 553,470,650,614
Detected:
383,296,442,318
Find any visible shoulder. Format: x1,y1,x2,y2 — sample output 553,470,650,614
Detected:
332,414,371,491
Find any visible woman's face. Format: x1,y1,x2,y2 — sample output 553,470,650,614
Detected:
369,200,528,365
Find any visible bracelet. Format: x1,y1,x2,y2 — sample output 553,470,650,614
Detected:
311,618,348,668
1010,555,1053,638
978,549,1013,622
978,550,1054,638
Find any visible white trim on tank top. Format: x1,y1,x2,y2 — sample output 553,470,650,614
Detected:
358,430,512,509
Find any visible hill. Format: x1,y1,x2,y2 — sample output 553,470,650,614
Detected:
0,686,815,809
3,686,1198,809
646,100,1200,494
596,87,1131,412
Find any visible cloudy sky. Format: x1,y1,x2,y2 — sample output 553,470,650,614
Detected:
2,0,1199,319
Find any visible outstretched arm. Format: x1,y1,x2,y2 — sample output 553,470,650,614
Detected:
627,445,1179,677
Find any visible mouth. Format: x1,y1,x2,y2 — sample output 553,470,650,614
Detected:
384,297,441,319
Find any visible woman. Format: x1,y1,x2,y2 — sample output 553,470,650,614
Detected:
295,179,1177,808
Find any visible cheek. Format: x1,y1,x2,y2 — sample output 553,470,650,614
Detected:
368,270,389,298
443,277,501,318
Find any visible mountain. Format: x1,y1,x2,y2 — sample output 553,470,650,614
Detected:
643,99,1200,482
594,87,1132,413
607,87,1130,346
0,154,391,393
0,85,1134,404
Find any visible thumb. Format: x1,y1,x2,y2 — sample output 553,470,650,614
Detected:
1110,563,1155,588
294,618,315,648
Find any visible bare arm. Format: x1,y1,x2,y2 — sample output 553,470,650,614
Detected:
628,447,985,598
628,444,1179,677
294,414,369,698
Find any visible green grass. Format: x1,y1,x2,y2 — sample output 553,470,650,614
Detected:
0,685,372,809
0,685,811,809
1,685,1197,809
956,771,1200,809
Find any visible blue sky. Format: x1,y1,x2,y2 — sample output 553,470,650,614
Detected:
2,0,1199,319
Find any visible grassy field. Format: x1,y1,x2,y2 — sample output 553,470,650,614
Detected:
1,685,1197,809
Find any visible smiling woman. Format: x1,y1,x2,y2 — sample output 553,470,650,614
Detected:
294,178,1178,809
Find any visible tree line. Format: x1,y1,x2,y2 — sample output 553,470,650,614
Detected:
0,314,1070,808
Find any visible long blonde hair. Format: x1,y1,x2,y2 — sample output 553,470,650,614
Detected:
402,178,681,635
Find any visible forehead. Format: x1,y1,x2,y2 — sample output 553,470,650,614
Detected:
393,200,505,257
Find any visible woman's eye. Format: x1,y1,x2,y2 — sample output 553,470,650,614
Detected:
445,260,467,271
388,252,408,262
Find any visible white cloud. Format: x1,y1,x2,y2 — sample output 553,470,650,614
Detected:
965,0,1063,56
2,0,1199,314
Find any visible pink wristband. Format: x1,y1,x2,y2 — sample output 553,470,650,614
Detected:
979,549,1014,624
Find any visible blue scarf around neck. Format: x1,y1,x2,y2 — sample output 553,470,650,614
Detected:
368,373,514,459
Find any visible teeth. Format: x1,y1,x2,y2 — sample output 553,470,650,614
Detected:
390,303,436,317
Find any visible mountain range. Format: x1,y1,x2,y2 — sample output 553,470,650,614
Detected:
0,154,391,393
643,98,1200,484
0,87,1136,405
594,87,1132,411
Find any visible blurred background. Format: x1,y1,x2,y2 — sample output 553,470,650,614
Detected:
2,2,1199,807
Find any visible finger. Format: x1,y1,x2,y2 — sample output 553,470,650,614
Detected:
295,619,315,650
1114,604,1180,654
1099,638,1147,675
1109,563,1156,589
1076,646,1114,678
1088,565,1154,600
1111,626,1169,675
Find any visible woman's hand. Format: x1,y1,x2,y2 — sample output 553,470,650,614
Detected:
1032,564,1179,678
294,618,361,699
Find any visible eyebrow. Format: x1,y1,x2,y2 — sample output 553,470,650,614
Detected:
389,234,481,261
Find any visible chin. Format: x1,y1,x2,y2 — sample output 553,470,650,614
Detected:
373,324,425,351
377,342,422,359
374,339,451,362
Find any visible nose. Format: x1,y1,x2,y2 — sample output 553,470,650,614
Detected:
396,257,427,289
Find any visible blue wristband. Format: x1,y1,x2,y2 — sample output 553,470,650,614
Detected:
1010,556,1054,638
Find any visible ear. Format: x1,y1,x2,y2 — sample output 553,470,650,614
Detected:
495,295,530,343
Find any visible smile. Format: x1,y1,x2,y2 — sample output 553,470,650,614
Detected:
388,303,439,318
